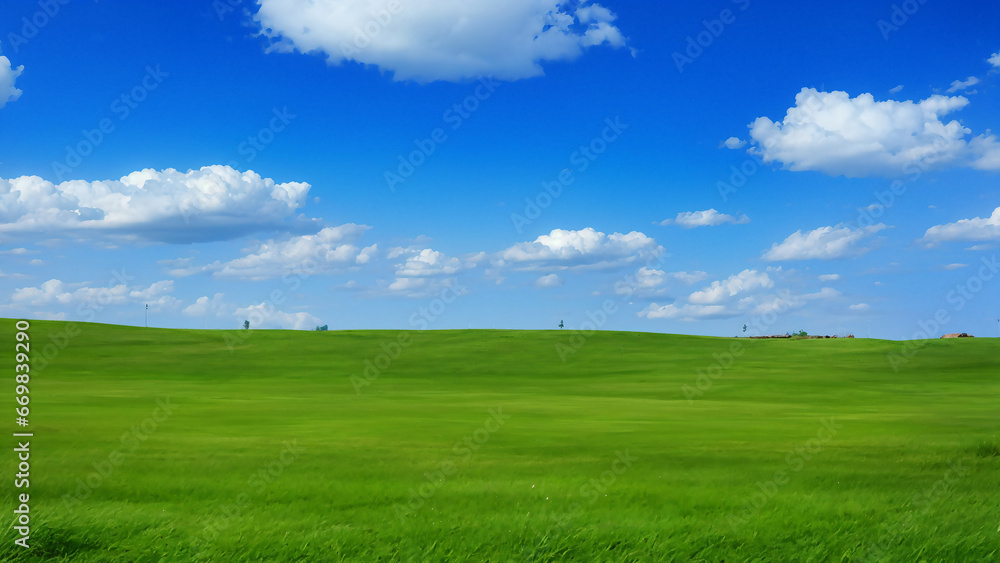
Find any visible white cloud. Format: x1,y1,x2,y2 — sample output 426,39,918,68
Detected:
638,265,840,322
0,165,316,243
183,293,230,317
668,271,709,285
889,84,904,94
383,247,478,297
849,303,870,311
497,228,662,271
946,76,980,93
660,209,749,228
942,263,968,270
688,269,773,305
11,279,179,312
0,56,23,108
183,224,373,279
253,0,628,83
129,280,175,301
919,207,1000,246
989,51,1000,68
234,302,320,330
723,136,746,149
395,248,463,277
763,224,886,261
386,275,464,299
818,274,840,281
634,267,666,289
745,87,1000,176
534,273,563,288
638,302,730,320
747,287,840,316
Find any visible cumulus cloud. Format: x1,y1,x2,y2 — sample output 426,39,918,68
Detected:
763,224,886,261
0,165,316,243
639,281,840,322
182,293,230,317
919,207,1000,246
818,274,840,281
745,87,1000,177
11,278,179,312
989,51,1000,68
946,76,979,93
252,0,629,83
638,269,772,320
0,56,23,108
394,248,464,277
534,273,563,288
849,303,870,311
497,228,663,271
660,209,749,228
688,269,773,305
638,302,730,320
381,246,481,297
234,302,320,330
183,224,374,279
723,136,746,149
614,268,707,298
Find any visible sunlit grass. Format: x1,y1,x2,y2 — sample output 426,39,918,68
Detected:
2,320,998,561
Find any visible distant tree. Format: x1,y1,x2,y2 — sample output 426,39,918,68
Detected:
243,320,250,330
742,324,747,333
794,330,807,337
558,320,564,329
315,325,328,331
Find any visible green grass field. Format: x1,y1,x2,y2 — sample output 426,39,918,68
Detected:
2,319,999,561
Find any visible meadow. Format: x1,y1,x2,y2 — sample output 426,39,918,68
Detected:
2,319,998,561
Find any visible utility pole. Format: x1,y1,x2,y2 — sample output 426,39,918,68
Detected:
145,304,148,328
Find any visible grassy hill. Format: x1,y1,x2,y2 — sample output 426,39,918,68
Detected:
3,320,999,561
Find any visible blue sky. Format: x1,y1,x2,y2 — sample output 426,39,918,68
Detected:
1,0,998,339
